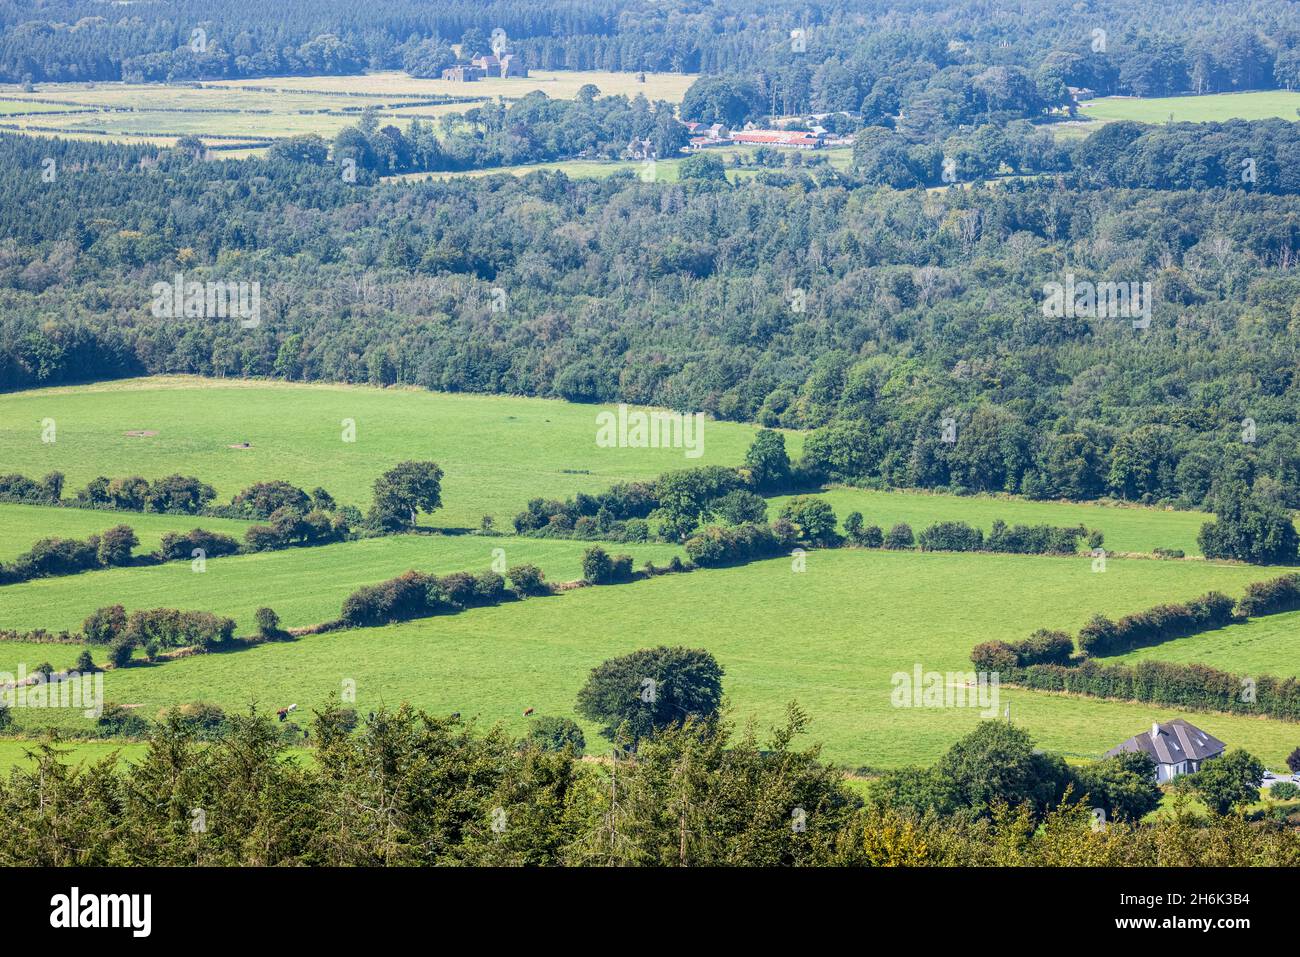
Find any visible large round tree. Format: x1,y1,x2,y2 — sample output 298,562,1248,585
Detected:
576,646,724,747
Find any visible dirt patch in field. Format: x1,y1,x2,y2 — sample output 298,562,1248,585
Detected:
123,429,158,437
228,442,254,449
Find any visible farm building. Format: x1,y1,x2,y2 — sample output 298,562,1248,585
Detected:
729,129,823,149
441,65,484,82
1104,719,1225,783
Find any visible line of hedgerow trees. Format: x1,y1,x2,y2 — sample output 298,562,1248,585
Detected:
971,573,1300,720
0,652,1293,865
0,461,449,586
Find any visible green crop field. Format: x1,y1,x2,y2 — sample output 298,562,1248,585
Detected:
766,486,1213,556
9,547,1297,769
0,376,779,529
0,533,686,633
0,502,252,561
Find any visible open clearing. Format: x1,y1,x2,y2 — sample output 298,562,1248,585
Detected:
0,376,778,529
10,548,1296,769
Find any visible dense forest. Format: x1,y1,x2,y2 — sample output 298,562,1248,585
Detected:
3,0,1299,111
5,124,1300,511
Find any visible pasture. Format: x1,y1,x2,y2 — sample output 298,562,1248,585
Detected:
0,533,686,633
1079,90,1300,124
0,376,777,529
766,486,1213,557
8,547,1297,769
1104,606,1300,675
0,502,252,561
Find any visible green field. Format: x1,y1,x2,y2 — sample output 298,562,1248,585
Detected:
0,533,686,633
1104,606,1300,676
1080,90,1300,124
0,502,252,561
4,377,1299,775
1052,90,1300,139
0,376,779,529
767,486,1212,557
11,548,1298,769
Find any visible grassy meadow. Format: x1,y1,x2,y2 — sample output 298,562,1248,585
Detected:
1103,606,1300,675
1079,90,1300,124
0,534,686,633
9,548,1298,770
1051,89,1300,139
0,502,252,561
0,376,780,529
3,376,1299,775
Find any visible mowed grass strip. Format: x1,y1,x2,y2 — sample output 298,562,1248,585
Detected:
0,534,685,633
0,502,252,561
766,486,1212,557
24,549,1296,768
0,376,782,529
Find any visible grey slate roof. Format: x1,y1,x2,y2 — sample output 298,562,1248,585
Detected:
1104,718,1225,765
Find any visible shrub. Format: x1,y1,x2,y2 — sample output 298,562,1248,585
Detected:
860,525,884,548
685,522,782,567
83,605,127,644
918,521,984,552
1236,574,1300,618
1076,592,1236,657
124,608,236,650
158,528,241,561
107,639,135,669
255,607,281,639
970,641,1018,673
74,649,97,673
1270,781,1300,801
96,525,139,566
524,716,586,755
507,564,549,596
778,496,839,545
884,523,914,549
473,570,507,603
582,546,615,584
97,702,150,736
231,480,312,519
714,489,768,526
610,554,635,582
